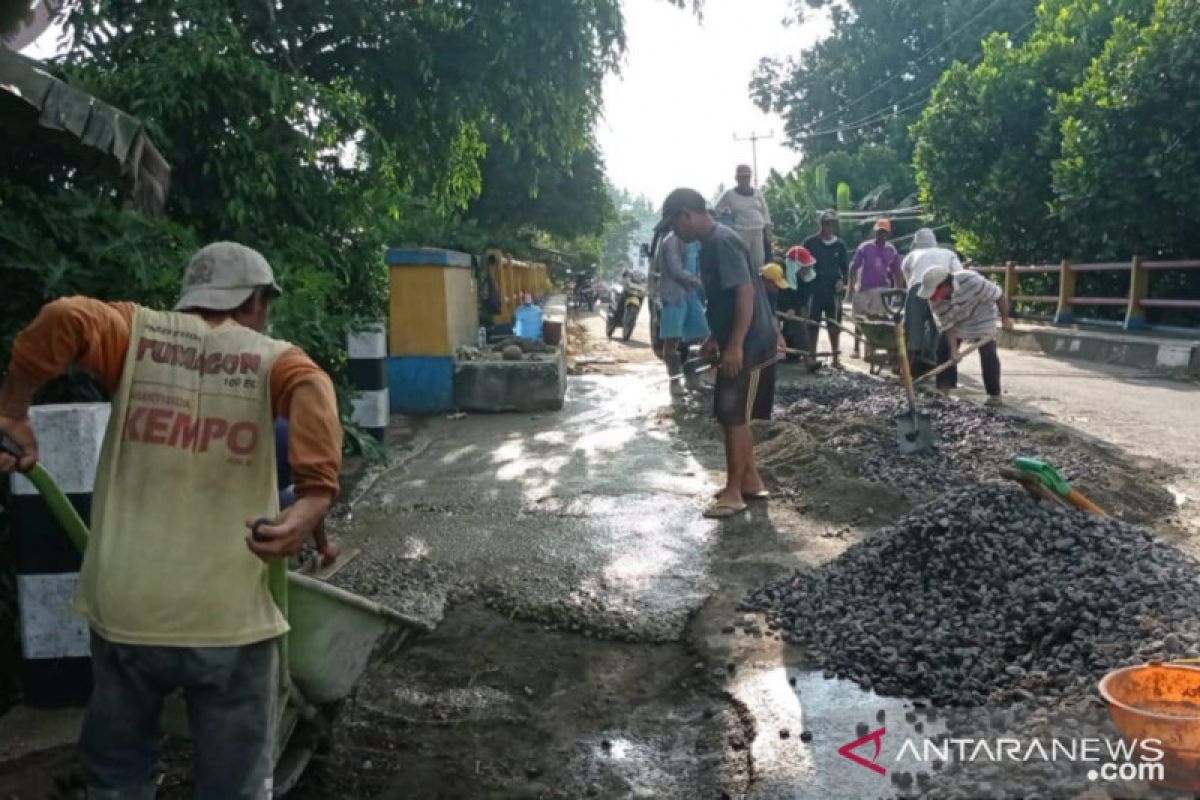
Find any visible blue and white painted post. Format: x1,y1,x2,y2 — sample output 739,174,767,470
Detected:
347,322,389,443
11,403,109,707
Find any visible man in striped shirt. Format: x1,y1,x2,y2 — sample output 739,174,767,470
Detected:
918,265,1015,406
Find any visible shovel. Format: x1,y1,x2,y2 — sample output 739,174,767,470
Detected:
880,289,934,454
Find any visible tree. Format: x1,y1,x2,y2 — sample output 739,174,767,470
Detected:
912,0,1155,262
469,141,615,243
754,0,1038,160
1052,0,1200,260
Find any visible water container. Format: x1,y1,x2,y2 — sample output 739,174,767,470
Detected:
477,326,488,348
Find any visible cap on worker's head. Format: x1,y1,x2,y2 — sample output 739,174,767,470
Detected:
760,263,789,289
175,242,282,311
786,245,816,266
820,210,839,225
654,187,708,234
735,164,753,178
874,218,892,234
918,264,953,300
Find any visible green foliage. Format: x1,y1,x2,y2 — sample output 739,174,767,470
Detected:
1052,0,1200,260
756,0,1038,159
0,182,197,367
913,0,1156,262
470,141,615,243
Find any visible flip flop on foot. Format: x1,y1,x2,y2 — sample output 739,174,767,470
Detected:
712,489,769,501
703,501,747,519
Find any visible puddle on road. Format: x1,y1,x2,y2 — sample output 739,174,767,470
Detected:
734,666,947,800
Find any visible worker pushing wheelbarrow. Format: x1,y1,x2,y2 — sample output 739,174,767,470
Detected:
0,242,430,798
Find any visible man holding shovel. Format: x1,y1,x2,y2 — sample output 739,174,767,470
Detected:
918,264,1015,406
0,242,342,799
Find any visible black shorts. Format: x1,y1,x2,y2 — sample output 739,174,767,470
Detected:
809,290,839,325
714,358,777,426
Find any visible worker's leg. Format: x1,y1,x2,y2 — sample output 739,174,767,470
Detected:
662,337,683,396
713,368,754,508
80,633,172,800
979,340,1002,402
741,361,775,493
935,332,958,391
185,638,279,800
721,423,752,502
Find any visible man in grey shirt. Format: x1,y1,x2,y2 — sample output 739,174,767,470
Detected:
656,188,780,519
714,165,773,269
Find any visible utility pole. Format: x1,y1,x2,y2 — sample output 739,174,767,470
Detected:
733,130,774,185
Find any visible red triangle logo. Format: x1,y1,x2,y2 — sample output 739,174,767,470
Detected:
837,727,888,776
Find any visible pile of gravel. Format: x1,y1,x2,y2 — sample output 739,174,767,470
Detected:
773,373,1099,496
744,485,1200,707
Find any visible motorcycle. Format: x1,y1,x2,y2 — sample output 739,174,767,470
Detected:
606,271,646,341
573,273,597,312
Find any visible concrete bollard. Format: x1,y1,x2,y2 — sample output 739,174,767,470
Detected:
10,403,110,707
347,323,389,442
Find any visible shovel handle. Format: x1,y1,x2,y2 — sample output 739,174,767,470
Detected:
912,336,997,386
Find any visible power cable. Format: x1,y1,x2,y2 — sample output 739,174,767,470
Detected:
789,14,1037,140
791,0,1013,135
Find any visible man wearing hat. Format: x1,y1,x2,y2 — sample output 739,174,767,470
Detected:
714,165,774,270
0,242,342,798
848,218,905,355
918,264,1014,406
656,188,780,519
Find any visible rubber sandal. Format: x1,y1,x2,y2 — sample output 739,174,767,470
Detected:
712,490,769,501
704,502,748,519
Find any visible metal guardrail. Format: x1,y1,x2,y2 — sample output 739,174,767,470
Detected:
973,258,1200,331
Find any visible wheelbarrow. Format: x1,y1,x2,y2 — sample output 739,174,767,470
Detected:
855,318,901,375
4,440,434,794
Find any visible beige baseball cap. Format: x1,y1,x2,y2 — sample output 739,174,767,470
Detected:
174,242,282,311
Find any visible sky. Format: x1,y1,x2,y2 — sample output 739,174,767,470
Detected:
19,0,828,207
597,0,830,207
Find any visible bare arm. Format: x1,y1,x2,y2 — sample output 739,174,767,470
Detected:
659,238,701,289
720,283,756,377
997,295,1014,331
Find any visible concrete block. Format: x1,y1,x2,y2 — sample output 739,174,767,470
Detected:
10,403,110,496
455,349,566,413
1156,344,1194,370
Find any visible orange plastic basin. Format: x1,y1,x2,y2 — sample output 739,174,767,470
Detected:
1099,662,1200,791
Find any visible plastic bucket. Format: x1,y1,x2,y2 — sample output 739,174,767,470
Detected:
1099,662,1200,791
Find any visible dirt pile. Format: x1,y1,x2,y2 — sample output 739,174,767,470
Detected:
744,485,1200,707
772,372,1175,523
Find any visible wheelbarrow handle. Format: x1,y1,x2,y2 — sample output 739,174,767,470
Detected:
0,435,23,463
912,336,997,386
775,310,866,343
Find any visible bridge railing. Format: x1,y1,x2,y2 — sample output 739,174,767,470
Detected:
973,258,1200,332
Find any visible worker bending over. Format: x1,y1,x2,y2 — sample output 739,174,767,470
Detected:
918,264,1015,406
0,242,342,799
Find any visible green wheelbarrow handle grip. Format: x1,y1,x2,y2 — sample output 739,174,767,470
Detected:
4,434,90,552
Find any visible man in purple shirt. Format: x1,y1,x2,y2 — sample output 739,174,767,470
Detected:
849,218,905,356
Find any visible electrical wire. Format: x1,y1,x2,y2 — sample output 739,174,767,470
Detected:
789,15,1037,141
791,0,1013,134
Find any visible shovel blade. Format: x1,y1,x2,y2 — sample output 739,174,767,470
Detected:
895,412,934,454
